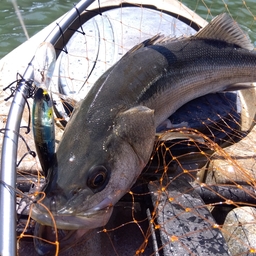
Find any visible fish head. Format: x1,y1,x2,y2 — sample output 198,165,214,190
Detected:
31,105,155,230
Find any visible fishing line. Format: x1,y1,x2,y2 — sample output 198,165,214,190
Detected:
0,179,36,202
0,179,40,228
0,129,36,167
11,0,30,40
0,180,34,222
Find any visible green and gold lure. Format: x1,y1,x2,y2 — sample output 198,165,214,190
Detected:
32,42,56,178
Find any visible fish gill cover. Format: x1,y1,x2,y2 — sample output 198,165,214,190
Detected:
0,0,256,255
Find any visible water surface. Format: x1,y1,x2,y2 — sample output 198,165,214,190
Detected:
0,0,71,58
0,0,255,58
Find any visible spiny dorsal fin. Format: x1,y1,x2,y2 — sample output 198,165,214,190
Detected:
124,34,180,57
127,34,165,54
195,13,254,50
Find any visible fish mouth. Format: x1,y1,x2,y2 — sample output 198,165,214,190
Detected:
31,195,114,255
31,203,114,230
33,219,97,255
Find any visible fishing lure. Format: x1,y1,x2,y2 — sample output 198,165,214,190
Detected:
32,42,56,177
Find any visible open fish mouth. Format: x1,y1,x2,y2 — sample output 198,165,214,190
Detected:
33,220,95,255
31,204,113,230
31,193,115,254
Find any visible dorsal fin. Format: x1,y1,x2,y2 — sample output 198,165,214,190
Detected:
123,34,180,57
127,34,165,54
195,13,254,50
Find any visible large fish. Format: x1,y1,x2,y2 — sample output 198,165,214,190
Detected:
32,13,256,251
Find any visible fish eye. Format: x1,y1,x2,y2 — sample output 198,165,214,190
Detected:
44,93,50,102
87,165,110,192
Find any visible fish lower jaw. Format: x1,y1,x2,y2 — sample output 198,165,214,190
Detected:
31,205,113,230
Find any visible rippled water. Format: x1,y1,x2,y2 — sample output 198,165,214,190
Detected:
0,0,255,58
183,0,256,42
0,0,71,58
